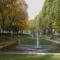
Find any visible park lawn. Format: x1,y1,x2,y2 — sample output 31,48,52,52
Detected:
21,39,52,45
0,54,60,60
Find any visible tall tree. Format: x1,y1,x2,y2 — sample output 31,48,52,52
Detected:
38,0,54,34
0,0,28,31
51,0,60,32
37,0,60,35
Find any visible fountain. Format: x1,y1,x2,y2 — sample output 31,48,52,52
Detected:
36,32,40,48
36,17,40,48
15,18,53,53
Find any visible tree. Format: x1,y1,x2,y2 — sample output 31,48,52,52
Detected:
37,0,53,34
37,0,60,35
50,0,60,32
0,0,28,31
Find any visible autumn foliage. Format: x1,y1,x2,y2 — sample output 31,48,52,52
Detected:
0,0,28,31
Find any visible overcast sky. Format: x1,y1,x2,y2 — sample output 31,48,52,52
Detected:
25,0,45,20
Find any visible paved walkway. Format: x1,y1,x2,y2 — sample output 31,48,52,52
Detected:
0,41,17,49
45,36,60,45
1,51,60,55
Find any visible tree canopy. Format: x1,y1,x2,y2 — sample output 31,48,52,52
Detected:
37,0,60,34
0,0,28,31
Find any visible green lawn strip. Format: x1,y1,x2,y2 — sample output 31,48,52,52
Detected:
0,55,60,60
21,39,36,45
40,39,52,45
21,39,52,45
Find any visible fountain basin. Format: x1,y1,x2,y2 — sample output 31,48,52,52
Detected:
16,45,54,52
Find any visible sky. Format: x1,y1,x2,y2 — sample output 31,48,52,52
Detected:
25,0,45,20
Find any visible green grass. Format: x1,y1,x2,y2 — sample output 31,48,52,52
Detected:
0,55,60,60
21,39,36,45
40,39,52,45
0,35,52,45
21,39,52,45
